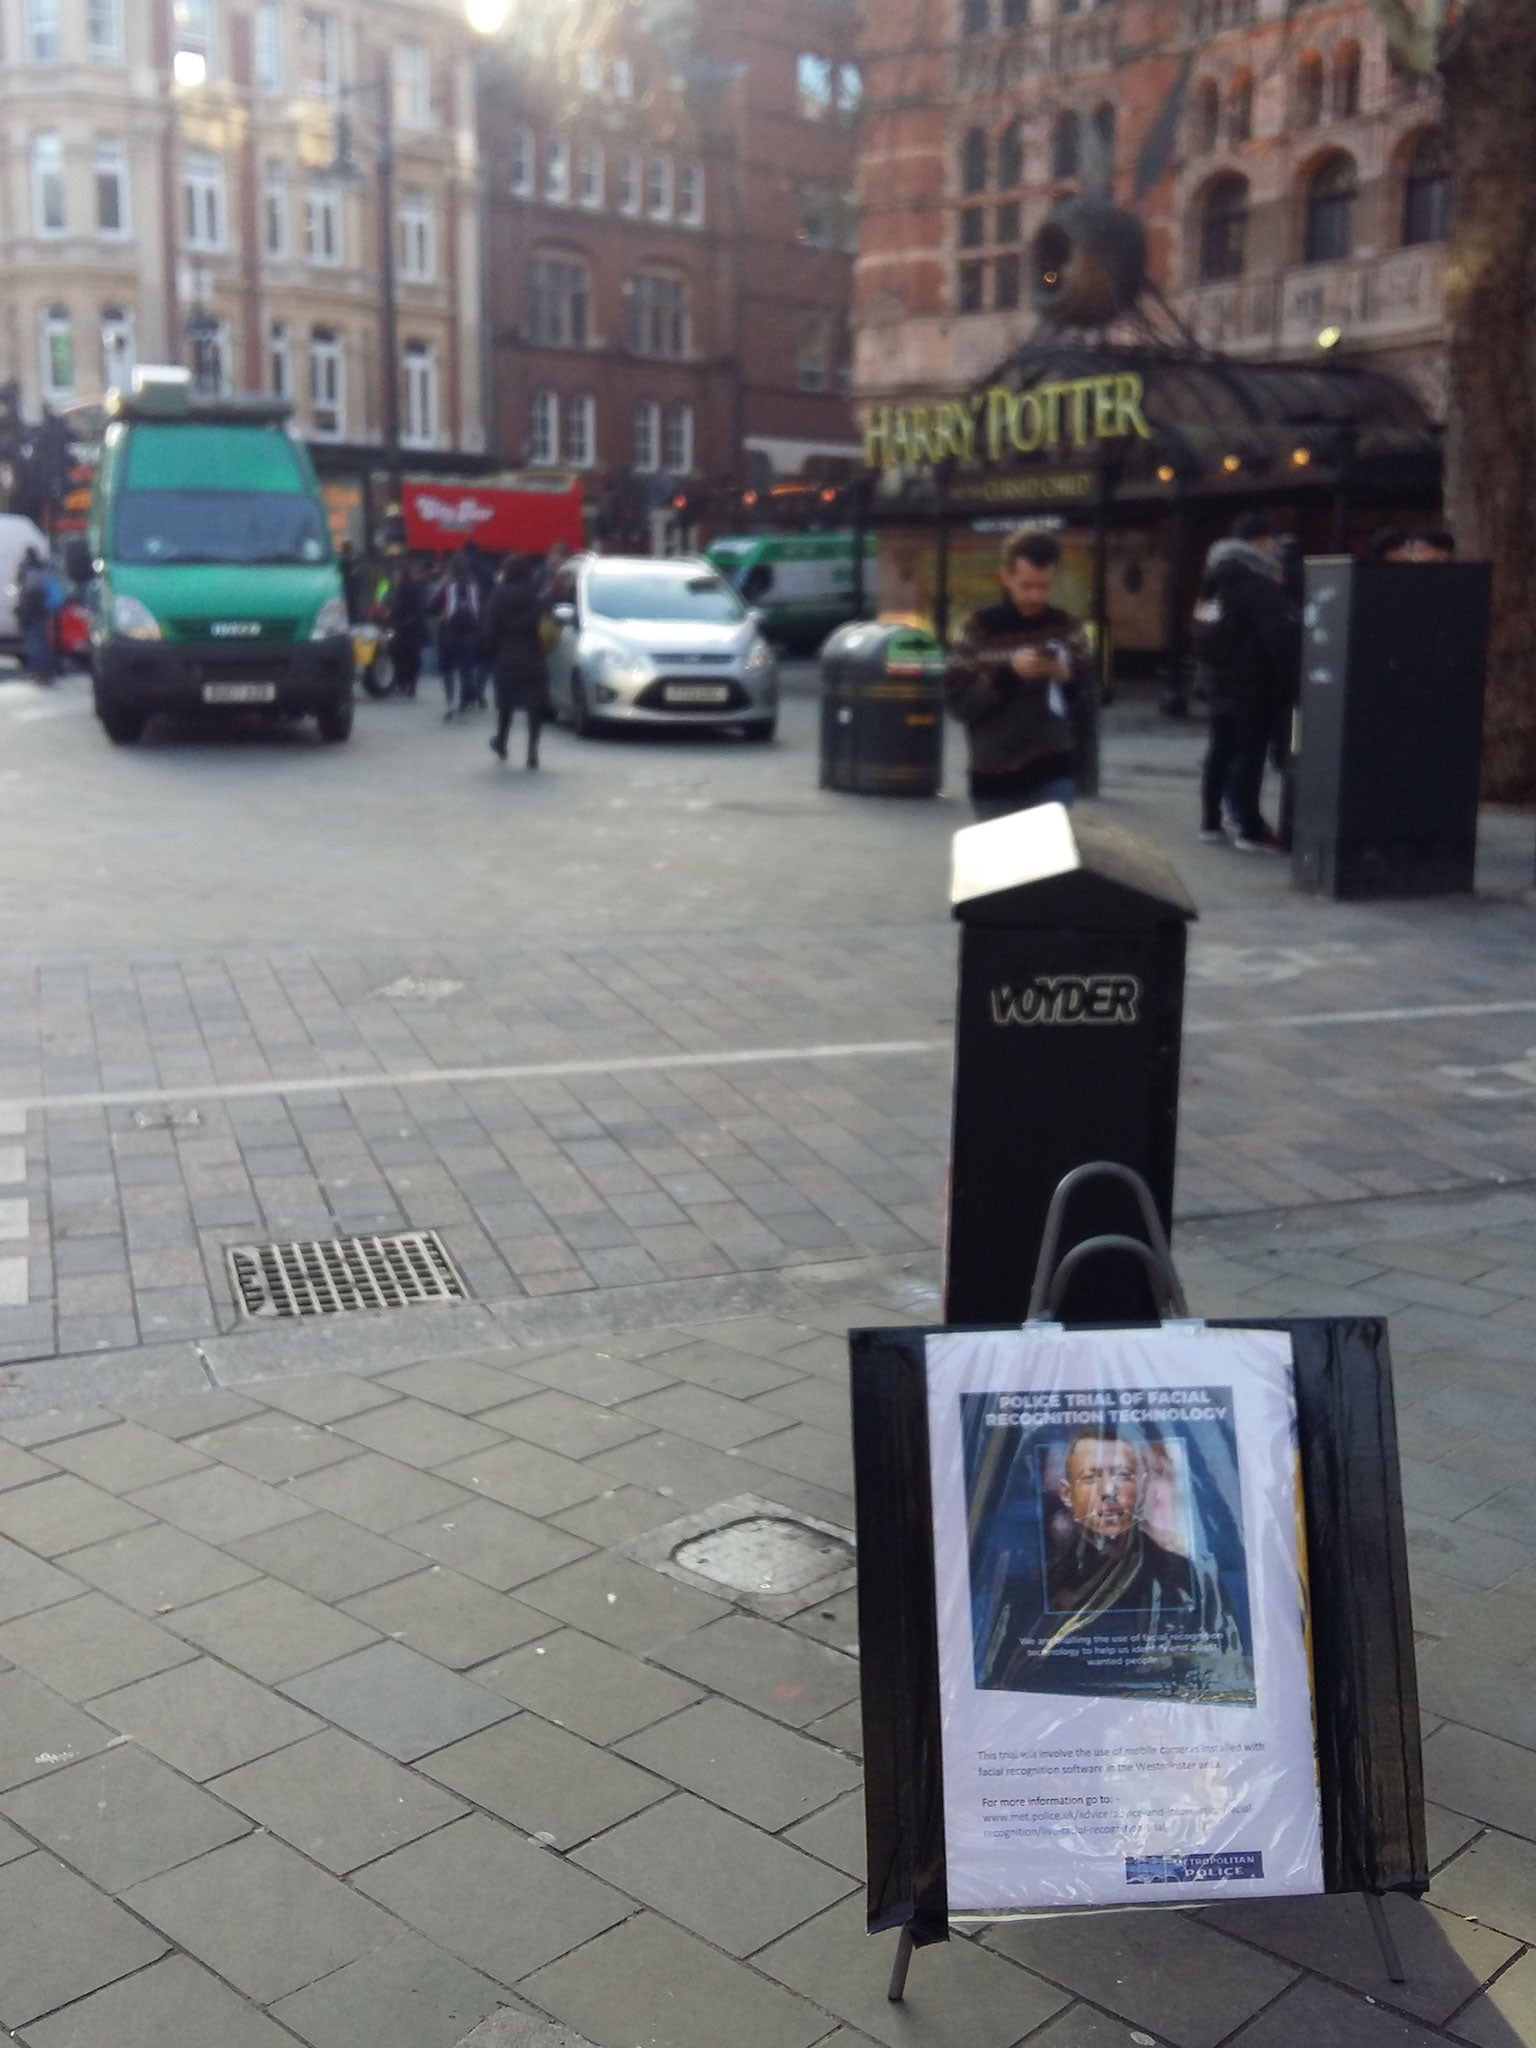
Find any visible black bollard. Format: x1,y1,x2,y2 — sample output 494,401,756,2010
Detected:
944,806,1196,1325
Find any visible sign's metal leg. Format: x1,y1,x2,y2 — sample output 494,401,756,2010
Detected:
886,1928,915,2002
1364,1891,1406,1983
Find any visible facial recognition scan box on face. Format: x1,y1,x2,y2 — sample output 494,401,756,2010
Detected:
1293,558,1491,901
945,807,1196,1326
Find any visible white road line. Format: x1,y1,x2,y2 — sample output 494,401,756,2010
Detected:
0,1039,946,1117
0,995,1532,1121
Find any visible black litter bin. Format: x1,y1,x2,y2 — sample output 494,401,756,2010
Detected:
820,621,946,796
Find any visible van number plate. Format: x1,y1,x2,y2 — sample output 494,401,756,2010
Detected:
665,683,731,705
203,683,277,705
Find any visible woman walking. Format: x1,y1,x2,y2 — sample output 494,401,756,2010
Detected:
485,554,549,770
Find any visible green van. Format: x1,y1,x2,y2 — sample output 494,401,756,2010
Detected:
81,368,354,746
705,531,875,654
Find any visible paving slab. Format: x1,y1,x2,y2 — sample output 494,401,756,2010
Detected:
228,1510,422,1601
783,1789,866,1879
1448,1947,1536,2047
288,1451,476,1534
619,1382,794,1451
514,1551,732,1654
0,1815,32,1866
212,1727,468,1873
549,1484,695,1548
420,1714,669,1849
244,1372,401,1424
485,1388,655,1460
0,1531,81,1622
343,1566,552,1669
0,1741,250,1891
394,1498,592,1592
985,1905,1298,2046
453,2018,597,2048
114,1388,262,1438
436,1438,608,1518
0,1589,195,1699
271,1933,518,2048
19,1953,295,2048
754,1899,1070,2048
1425,1723,1536,1845
0,1849,168,2030
1429,1828,1536,1945
92,1654,319,1780
0,1442,59,1491
512,1344,680,1407
65,1520,259,1613
43,1419,211,1493
469,1627,701,1744
127,1462,311,1544
0,1668,112,1789
123,1829,403,2005
354,1813,631,1983
1220,1973,1454,2047
572,1791,855,1954
616,1698,862,1830
656,1612,860,1727
0,1472,151,1556
378,1356,539,1415
332,1397,509,1469
280,1639,515,1762
519,1910,832,2048
185,1410,361,1481
166,1572,382,1682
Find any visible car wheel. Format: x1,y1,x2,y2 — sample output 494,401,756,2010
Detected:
96,700,146,746
570,675,600,739
317,699,354,743
745,717,777,743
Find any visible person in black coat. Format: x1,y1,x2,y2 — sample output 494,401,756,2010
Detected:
485,554,550,770
1192,512,1300,851
388,559,430,699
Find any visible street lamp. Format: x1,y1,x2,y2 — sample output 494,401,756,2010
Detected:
324,60,400,494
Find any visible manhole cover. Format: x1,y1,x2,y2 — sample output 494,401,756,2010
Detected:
225,1230,467,1320
628,1494,857,1619
674,1515,854,1597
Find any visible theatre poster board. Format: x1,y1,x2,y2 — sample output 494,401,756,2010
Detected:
925,1322,1323,1914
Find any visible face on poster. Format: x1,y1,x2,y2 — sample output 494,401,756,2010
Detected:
925,1324,1323,1913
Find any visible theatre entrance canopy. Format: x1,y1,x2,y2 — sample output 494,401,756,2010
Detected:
856,337,1440,524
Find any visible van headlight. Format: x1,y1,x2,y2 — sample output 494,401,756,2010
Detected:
311,595,350,640
743,637,775,675
112,593,162,641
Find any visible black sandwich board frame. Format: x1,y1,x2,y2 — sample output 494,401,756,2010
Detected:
851,1190,1426,1999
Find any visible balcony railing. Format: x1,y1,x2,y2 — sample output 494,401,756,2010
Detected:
1180,242,1447,355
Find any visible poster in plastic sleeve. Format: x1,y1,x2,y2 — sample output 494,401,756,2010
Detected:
926,1323,1322,1913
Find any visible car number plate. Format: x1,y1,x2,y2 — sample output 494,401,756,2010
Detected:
664,683,731,704
203,682,277,704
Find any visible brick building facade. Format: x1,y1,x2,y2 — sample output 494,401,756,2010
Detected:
479,0,861,547
855,0,1450,419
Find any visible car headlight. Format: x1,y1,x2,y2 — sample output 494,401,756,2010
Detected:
311,595,350,640
591,641,655,691
111,593,162,641
743,637,775,675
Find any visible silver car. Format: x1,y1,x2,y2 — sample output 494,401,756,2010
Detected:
547,554,779,739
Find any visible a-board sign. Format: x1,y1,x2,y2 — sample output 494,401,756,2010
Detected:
851,1315,1425,1947
928,1323,1320,1912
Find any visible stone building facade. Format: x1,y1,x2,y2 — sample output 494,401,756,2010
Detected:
0,0,486,456
855,0,1450,421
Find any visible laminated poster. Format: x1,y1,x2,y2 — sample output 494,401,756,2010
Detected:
926,1323,1323,1913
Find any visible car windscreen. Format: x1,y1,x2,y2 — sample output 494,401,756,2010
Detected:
584,565,746,625
112,491,331,567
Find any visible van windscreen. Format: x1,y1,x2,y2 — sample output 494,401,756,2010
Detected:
115,424,330,566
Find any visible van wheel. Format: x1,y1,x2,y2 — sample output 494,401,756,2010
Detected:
317,700,354,743
97,701,146,746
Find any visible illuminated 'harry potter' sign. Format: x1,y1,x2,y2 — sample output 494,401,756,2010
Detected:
861,373,1153,471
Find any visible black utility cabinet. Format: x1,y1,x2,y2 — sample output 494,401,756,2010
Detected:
1293,558,1491,900
945,806,1196,1325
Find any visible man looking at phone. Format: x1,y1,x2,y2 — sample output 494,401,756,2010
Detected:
945,528,1094,821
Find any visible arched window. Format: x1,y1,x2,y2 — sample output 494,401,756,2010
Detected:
1092,103,1116,171
1052,109,1080,182
526,253,591,347
997,118,1023,189
1227,71,1253,144
960,127,988,196
1402,129,1452,245
1198,172,1249,282
1294,52,1324,130
1332,42,1361,120
961,0,989,34
628,270,689,358
1192,79,1219,155
1304,152,1357,264
1000,0,1028,26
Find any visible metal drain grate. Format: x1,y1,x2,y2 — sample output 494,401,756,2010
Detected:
225,1230,467,1320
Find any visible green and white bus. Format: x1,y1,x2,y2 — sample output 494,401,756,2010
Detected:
706,531,875,653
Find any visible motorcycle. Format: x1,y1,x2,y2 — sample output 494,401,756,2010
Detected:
353,622,397,698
